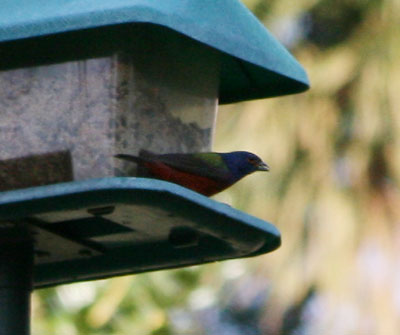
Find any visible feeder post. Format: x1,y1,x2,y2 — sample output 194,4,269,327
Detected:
0,225,33,335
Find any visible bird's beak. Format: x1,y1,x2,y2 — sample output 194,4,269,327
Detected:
256,161,270,171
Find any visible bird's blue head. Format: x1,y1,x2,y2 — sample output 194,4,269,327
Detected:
220,151,269,182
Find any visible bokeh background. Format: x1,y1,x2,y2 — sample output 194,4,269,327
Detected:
32,0,400,334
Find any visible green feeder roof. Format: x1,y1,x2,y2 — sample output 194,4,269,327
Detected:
0,0,309,103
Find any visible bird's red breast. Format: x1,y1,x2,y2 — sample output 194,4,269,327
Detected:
143,161,229,196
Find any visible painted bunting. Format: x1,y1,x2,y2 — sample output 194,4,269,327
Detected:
115,150,269,196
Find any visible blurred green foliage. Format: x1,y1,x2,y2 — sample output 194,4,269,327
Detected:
32,0,400,334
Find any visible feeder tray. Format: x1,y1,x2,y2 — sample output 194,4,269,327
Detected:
0,178,281,288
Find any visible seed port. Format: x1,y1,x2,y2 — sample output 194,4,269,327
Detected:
168,227,199,248
87,206,115,216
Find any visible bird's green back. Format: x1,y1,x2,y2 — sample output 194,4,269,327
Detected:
156,152,231,181
192,152,229,171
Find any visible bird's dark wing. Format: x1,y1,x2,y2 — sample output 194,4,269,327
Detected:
155,152,232,182
116,150,232,182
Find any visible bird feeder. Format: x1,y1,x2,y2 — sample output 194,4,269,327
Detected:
0,0,309,333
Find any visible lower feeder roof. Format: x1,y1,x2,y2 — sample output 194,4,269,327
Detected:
0,178,281,288
0,0,309,103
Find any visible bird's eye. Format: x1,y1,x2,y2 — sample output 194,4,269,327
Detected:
247,157,257,164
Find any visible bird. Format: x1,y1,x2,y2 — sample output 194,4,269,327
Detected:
115,150,269,196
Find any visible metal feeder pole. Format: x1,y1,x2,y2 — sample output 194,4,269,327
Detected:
0,224,33,335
